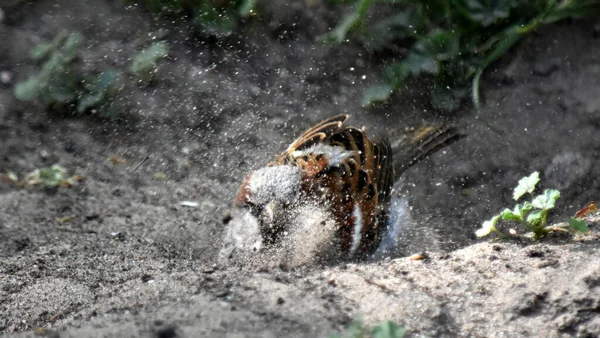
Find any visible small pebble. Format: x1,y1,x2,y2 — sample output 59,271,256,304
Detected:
179,201,199,207
0,71,12,85
409,252,429,261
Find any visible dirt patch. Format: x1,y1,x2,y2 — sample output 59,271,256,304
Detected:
1,1,600,336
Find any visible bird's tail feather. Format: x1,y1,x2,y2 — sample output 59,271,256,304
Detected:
390,125,462,180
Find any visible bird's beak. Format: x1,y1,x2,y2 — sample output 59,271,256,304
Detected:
263,201,277,223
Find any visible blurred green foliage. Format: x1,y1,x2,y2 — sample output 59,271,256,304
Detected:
22,164,80,188
322,0,600,111
15,32,83,107
330,320,405,338
130,41,169,81
2,164,82,188
14,32,121,117
125,0,256,37
14,32,172,118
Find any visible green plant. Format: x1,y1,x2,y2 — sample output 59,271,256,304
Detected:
125,0,256,37
130,41,169,81
77,70,120,114
322,0,600,111
15,32,83,107
2,164,82,188
476,171,590,240
330,320,405,338
14,32,120,117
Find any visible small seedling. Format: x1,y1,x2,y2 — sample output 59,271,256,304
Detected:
330,320,405,338
15,32,82,107
14,32,119,117
130,41,169,81
476,172,590,240
2,164,82,188
77,70,119,114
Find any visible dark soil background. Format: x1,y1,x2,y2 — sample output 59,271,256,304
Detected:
1,1,600,337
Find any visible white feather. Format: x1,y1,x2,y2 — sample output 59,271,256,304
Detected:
350,204,363,255
247,165,301,205
291,144,357,166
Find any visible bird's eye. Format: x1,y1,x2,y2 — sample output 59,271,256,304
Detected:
249,203,264,217
238,200,262,216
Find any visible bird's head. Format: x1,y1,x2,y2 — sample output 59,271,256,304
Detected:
234,165,304,241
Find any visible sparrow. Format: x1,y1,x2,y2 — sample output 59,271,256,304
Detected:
230,114,458,261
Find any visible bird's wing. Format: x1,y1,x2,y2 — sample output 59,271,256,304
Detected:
271,114,349,165
323,127,393,256
269,115,394,256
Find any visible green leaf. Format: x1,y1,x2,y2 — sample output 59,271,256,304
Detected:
526,209,545,227
77,94,103,114
130,41,169,77
430,84,467,112
318,0,372,44
500,207,522,222
14,76,43,101
383,62,410,87
237,0,256,17
476,214,501,237
543,1,600,24
29,31,71,61
363,8,421,50
45,72,78,104
39,165,66,184
371,321,406,338
362,83,394,106
531,189,561,210
513,171,540,201
24,164,69,187
30,42,55,61
319,11,360,44
405,50,438,75
568,217,589,234
77,70,118,113
331,320,365,338
420,29,460,61
462,0,517,27
502,202,534,222
61,32,83,61
472,26,521,110
16,31,83,106
195,5,239,38
405,29,460,76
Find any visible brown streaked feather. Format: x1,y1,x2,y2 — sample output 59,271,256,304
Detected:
318,165,355,253
294,153,330,178
234,174,253,207
391,125,460,178
374,138,394,205
291,115,349,147
272,115,349,165
358,138,393,255
410,125,456,154
355,132,392,255
315,127,391,256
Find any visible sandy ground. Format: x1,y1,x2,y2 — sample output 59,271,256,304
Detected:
1,1,600,337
